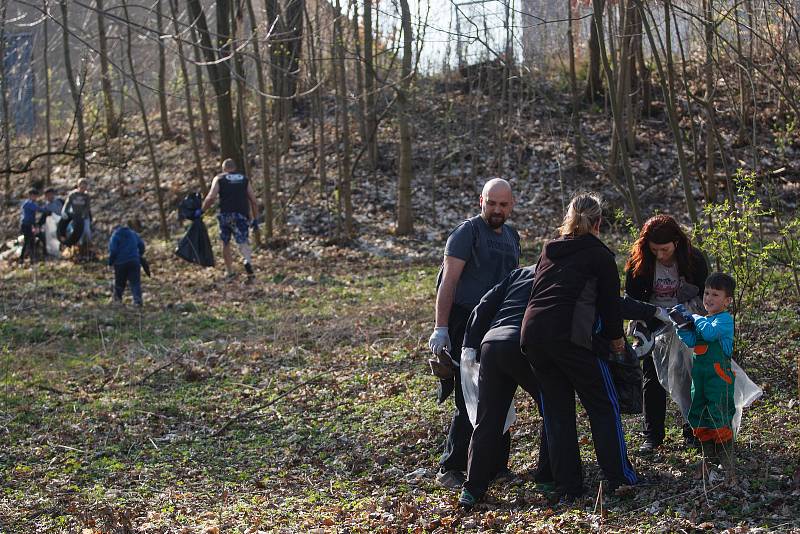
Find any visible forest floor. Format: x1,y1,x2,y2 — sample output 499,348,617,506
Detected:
2,77,800,532
1,236,799,533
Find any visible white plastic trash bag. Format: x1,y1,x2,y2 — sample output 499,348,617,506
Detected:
460,349,516,433
650,326,763,436
44,214,61,257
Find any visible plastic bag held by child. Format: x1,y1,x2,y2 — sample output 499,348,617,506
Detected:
460,348,516,433
650,325,762,436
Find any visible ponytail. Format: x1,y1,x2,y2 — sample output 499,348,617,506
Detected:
558,193,603,236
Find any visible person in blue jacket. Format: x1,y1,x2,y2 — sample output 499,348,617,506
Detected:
108,222,145,306
19,188,47,265
676,272,737,481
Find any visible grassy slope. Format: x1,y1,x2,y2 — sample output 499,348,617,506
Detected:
1,241,799,533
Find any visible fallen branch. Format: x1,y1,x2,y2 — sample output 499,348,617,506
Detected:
212,371,330,437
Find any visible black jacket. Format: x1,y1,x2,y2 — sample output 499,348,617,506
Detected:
624,245,708,331
465,266,658,352
463,266,535,349
521,233,624,351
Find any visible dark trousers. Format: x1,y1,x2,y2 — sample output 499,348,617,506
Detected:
526,340,637,496
465,340,550,499
439,305,474,472
113,261,142,304
19,224,36,264
642,352,694,444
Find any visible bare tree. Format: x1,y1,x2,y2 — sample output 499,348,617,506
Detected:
363,0,377,169
60,0,87,178
395,0,414,235
43,0,53,183
96,0,119,138
333,0,353,237
121,0,168,240
156,0,173,139
189,22,215,153
186,0,240,163
168,0,206,194
1,0,10,203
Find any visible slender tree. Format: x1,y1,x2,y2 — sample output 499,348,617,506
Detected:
156,0,173,139
96,0,119,138
186,0,240,163
363,0,377,169
168,0,206,194
60,0,87,178
1,0,10,203
43,0,52,183
246,0,273,238
121,0,168,240
396,0,414,235
189,22,214,153
333,0,353,236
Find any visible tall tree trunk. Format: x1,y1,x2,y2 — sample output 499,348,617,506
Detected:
363,0,377,169
637,0,699,225
246,0,273,238
595,0,642,225
1,0,10,203
156,0,173,139
96,0,119,138
585,0,606,102
169,0,206,194
186,0,240,163
703,0,718,202
333,1,352,237
285,0,304,109
189,22,214,153
121,0,168,240
567,0,583,168
396,0,414,235
351,0,367,152
60,1,87,178
43,0,52,184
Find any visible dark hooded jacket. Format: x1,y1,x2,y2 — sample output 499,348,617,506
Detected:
521,233,623,351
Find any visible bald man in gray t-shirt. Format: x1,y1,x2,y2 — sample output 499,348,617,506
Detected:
428,178,521,487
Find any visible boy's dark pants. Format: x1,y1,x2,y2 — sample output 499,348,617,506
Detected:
526,341,638,496
114,261,142,304
464,339,550,499
19,223,36,264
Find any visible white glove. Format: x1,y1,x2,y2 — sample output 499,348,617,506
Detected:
428,326,451,356
461,347,477,364
653,307,671,323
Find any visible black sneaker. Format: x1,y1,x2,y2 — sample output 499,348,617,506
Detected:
244,262,254,276
458,488,478,510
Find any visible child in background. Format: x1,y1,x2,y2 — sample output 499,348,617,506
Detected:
108,221,145,307
19,188,47,264
676,272,737,482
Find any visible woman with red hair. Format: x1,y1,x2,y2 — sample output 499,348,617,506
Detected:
625,214,709,453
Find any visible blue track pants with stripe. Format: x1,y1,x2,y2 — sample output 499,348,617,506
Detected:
525,340,638,496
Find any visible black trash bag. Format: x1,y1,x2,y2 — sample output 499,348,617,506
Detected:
175,219,214,267
57,215,84,247
178,192,203,221
594,335,643,415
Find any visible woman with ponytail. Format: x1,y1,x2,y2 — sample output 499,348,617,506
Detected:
521,193,638,503
625,214,708,452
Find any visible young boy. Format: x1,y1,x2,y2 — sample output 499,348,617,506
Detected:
108,221,145,306
19,188,47,264
676,272,736,481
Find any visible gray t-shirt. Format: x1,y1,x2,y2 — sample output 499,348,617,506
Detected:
444,216,520,309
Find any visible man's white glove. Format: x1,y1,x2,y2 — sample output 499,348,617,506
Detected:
461,347,477,364
428,327,451,356
653,307,671,323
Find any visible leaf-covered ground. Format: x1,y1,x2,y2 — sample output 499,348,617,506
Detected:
2,238,799,533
